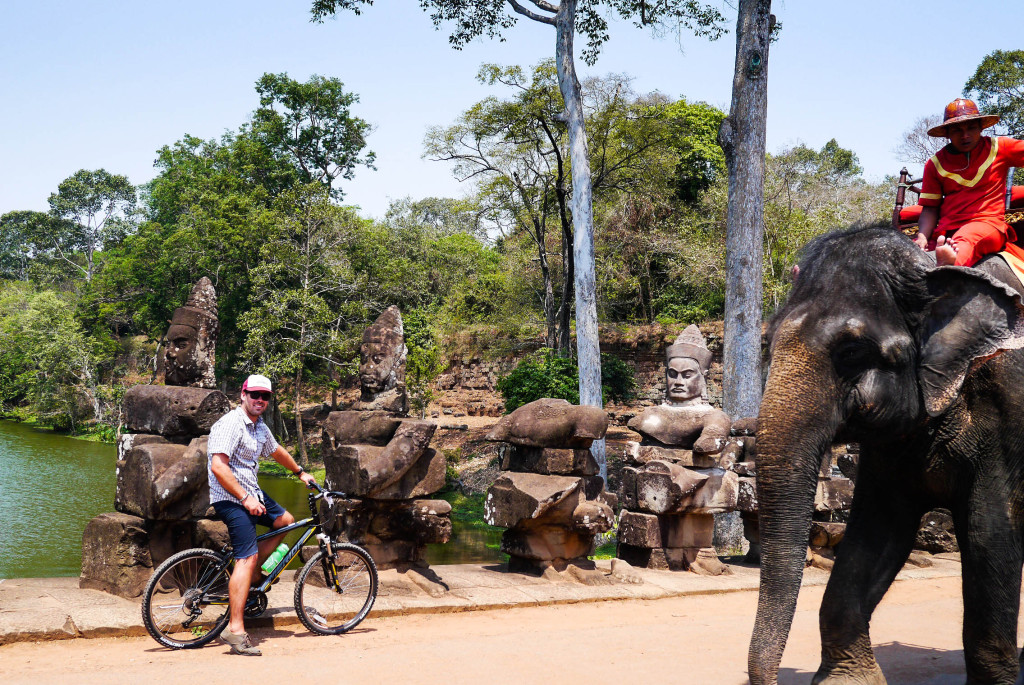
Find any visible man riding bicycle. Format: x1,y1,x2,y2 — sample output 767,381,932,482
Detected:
207,373,316,656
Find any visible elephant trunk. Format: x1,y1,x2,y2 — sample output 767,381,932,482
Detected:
748,323,841,685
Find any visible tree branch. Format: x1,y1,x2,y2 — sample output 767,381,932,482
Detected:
507,0,556,25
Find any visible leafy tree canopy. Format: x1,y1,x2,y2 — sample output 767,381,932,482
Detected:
253,72,376,199
964,49,1024,138
312,0,726,65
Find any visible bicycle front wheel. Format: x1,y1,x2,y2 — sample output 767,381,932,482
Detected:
142,548,231,648
294,543,378,635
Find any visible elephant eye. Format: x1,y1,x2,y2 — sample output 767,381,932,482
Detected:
833,340,876,376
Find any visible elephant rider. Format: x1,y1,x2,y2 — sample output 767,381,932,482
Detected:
913,98,1024,267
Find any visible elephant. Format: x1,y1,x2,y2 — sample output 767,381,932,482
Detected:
748,224,1024,685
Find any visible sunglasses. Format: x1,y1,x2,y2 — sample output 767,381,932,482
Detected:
246,391,273,401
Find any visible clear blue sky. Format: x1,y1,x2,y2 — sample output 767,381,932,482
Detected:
1,1,1019,220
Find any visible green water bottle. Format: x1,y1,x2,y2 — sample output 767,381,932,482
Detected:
261,543,289,575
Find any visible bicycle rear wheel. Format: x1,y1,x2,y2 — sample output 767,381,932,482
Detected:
142,548,231,648
294,543,378,635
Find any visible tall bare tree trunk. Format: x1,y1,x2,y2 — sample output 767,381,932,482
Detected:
719,0,773,419
294,363,307,466
556,184,573,355
555,0,605,483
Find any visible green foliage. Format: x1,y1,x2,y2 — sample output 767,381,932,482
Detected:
314,0,725,66
442,448,462,489
497,351,581,411
964,49,1024,138
404,308,445,418
46,169,137,282
662,99,727,204
253,72,376,200
497,351,636,411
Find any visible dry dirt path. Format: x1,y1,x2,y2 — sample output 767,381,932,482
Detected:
0,575,991,684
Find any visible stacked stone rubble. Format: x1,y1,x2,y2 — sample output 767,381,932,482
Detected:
319,307,451,571
80,278,231,598
320,411,452,569
618,439,739,574
733,426,858,567
482,398,615,573
80,386,232,597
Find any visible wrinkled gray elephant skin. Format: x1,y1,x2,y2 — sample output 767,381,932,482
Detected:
749,226,1024,685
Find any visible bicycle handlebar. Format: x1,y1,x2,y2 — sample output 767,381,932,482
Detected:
306,480,348,499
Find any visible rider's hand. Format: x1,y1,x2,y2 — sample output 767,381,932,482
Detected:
913,233,928,250
242,494,265,516
299,472,317,489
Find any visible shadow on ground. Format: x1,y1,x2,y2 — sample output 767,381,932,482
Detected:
777,642,964,684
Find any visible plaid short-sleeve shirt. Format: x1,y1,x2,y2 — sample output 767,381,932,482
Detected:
207,407,280,505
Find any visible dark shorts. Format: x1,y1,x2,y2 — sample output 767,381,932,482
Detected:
213,492,287,560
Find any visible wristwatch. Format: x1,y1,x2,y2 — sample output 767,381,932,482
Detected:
293,467,304,477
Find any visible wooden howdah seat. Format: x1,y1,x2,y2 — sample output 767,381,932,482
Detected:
892,166,1024,238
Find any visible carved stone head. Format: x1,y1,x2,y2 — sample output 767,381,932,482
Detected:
164,278,219,389
664,325,711,407
353,306,408,414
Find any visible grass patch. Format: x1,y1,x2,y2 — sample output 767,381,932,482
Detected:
259,459,326,483
590,541,617,560
444,491,502,536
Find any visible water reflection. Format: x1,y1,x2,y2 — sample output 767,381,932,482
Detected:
0,416,505,579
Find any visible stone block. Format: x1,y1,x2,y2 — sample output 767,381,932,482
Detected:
500,526,594,561
625,443,717,468
322,410,402,450
663,513,715,548
484,472,584,528
193,518,230,550
323,420,436,496
730,417,757,436
79,512,152,598
679,468,739,514
619,466,639,510
484,398,608,448
115,437,209,520
571,499,615,535
809,521,846,548
915,509,958,553
634,460,708,514
361,540,426,570
815,477,855,512
618,511,662,547
117,433,175,461
615,544,696,571
499,443,599,476
123,385,230,438
367,499,453,544
627,405,731,453
368,447,446,499
718,439,744,468
737,476,758,513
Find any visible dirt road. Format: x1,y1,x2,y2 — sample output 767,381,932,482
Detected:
0,575,984,684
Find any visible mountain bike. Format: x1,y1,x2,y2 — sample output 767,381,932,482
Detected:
141,482,377,649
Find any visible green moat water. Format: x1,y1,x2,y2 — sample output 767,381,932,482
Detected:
0,419,502,579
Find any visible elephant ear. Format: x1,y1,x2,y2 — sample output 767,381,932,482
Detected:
919,266,1024,416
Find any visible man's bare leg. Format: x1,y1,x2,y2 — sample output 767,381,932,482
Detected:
253,512,296,581
228,555,258,635
936,234,958,266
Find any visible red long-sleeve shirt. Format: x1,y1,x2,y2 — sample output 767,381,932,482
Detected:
919,136,1024,238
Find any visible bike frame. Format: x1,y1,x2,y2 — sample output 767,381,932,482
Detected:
251,517,320,592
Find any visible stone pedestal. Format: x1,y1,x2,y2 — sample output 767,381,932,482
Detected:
483,399,615,574
81,384,230,597
79,513,228,598
321,411,451,570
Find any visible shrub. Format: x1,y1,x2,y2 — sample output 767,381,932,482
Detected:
497,351,636,412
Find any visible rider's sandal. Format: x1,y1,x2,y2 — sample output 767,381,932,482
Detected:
219,630,262,656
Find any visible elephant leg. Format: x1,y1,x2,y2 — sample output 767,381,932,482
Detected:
812,471,923,684
955,490,1022,684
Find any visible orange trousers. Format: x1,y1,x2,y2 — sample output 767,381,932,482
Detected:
932,218,1011,267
